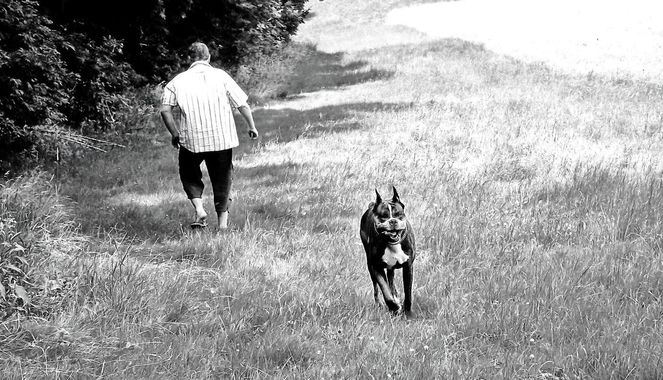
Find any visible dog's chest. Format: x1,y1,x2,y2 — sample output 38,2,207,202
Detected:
382,243,409,268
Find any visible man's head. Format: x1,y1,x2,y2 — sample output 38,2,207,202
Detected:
188,42,210,63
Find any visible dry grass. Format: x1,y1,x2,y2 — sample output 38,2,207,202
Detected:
2,0,663,378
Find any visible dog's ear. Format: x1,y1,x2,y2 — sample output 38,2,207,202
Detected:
392,186,404,209
373,189,382,211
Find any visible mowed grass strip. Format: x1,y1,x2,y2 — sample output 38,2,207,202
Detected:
4,0,663,378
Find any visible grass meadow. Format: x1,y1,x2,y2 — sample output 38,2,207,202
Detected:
3,0,663,378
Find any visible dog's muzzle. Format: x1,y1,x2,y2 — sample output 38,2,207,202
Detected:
376,219,407,244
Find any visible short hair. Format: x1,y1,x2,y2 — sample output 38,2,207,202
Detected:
188,42,210,62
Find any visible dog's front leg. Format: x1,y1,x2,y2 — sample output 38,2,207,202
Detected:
387,268,400,304
367,263,380,305
371,265,401,313
403,261,413,317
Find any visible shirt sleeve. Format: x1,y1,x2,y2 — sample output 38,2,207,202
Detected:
161,81,178,106
223,73,249,109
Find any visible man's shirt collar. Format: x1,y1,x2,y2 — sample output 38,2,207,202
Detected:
189,60,211,70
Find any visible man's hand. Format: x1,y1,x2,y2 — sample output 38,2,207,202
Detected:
161,105,181,149
247,127,259,140
238,105,258,140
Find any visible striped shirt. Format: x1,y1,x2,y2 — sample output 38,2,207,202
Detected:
162,61,249,153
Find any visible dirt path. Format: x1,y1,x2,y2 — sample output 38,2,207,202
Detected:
386,0,663,81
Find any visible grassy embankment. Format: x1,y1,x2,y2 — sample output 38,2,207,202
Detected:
3,0,663,378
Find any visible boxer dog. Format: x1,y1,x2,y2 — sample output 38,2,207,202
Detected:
360,187,415,316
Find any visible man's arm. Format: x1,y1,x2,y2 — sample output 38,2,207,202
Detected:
237,105,259,140
160,105,180,148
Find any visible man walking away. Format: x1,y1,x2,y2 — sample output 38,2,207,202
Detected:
160,42,258,230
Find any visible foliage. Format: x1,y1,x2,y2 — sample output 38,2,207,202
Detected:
0,0,142,172
0,0,70,170
40,0,310,80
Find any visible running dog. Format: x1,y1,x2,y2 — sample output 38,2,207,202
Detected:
360,187,416,316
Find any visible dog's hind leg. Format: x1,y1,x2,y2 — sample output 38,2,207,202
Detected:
387,269,400,304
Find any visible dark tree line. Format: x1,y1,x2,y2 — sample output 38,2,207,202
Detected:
0,0,308,172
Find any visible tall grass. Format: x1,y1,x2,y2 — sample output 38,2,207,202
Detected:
3,0,663,378
0,172,86,374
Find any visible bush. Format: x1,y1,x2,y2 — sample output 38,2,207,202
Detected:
0,0,72,170
0,1,142,172
61,35,144,134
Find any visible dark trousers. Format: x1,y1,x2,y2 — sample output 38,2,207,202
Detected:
179,147,233,215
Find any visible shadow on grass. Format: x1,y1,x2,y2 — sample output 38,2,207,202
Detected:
284,44,395,95
72,195,192,240
229,162,357,232
251,101,407,145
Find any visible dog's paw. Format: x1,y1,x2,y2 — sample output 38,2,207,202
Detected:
387,302,402,315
